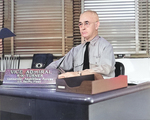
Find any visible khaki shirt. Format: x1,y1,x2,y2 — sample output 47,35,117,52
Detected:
46,35,115,78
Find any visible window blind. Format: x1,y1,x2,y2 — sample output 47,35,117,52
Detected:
64,0,73,53
138,0,150,54
14,0,73,57
3,0,11,55
0,0,4,57
83,0,149,55
73,0,82,46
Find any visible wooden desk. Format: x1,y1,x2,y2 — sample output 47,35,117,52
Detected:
0,82,150,120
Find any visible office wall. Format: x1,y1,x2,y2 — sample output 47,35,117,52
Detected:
20,58,150,84
116,58,150,84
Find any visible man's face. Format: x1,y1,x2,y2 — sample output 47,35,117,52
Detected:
79,12,99,41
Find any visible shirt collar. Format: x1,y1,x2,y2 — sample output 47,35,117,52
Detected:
83,35,99,46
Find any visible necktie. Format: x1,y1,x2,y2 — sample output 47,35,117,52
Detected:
83,42,90,70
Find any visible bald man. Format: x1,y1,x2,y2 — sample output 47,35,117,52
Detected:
46,10,115,79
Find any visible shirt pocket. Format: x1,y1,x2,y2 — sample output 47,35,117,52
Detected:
90,55,101,67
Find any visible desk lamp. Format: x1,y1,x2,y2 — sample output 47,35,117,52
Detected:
0,28,16,56
0,28,16,39
0,28,16,73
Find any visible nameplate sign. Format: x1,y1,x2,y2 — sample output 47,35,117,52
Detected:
3,69,59,85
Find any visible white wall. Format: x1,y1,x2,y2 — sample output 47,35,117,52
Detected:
20,59,32,69
20,58,150,84
116,58,150,84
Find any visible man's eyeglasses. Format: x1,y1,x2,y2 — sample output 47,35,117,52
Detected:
78,21,97,28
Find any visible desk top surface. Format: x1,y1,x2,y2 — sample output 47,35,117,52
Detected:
0,82,150,104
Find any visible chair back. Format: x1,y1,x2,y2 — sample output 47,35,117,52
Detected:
31,53,53,69
115,62,125,77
